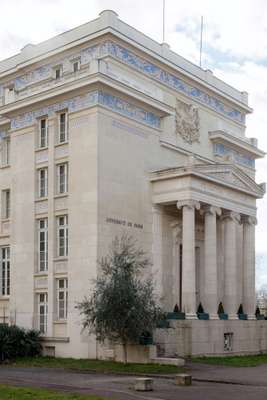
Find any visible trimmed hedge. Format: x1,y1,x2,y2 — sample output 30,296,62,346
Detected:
0,324,42,362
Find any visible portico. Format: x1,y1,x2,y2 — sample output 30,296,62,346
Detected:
151,162,265,320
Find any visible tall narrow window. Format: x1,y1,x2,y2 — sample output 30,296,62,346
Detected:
56,278,68,320
56,163,68,194
54,66,62,80
38,168,48,198
39,118,48,148
0,133,10,167
2,189,10,219
38,293,48,334
38,219,48,272
59,112,68,143
1,247,10,296
57,215,68,257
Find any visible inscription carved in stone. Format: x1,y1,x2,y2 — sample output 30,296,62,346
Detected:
175,99,200,144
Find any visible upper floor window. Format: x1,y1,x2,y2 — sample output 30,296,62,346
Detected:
54,65,63,80
38,168,48,198
2,189,10,220
38,118,48,148
4,85,15,104
37,218,48,272
56,278,68,320
57,215,68,257
56,162,68,194
72,58,81,73
0,133,10,167
59,112,68,143
1,246,10,296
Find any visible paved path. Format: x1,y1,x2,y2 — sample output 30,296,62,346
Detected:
0,365,267,399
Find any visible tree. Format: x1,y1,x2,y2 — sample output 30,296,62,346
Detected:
77,234,163,363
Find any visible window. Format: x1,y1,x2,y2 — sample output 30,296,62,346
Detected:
38,293,48,334
58,112,68,143
38,168,48,198
2,190,10,219
54,66,62,80
0,134,10,167
38,118,48,148
1,247,10,296
4,86,15,104
38,219,48,272
57,215,68,257
56,163,68,194
72,58,80,73
56,278,68,320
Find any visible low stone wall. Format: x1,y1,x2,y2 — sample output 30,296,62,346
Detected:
154,320,267,357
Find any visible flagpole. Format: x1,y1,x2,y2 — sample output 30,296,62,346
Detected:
163,0,165,43
199,16,203,67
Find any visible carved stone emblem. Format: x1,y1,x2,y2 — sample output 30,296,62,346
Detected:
175,98,200,144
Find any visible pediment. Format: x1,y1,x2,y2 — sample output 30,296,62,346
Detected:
192,164,265,198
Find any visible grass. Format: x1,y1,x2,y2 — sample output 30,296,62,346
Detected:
11,356,183,374
192,354,267,367
0,385,107,400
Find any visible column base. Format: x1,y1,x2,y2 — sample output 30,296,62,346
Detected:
248,314,256,320
209,313,219,320
228,314,239,320
186,313,198,320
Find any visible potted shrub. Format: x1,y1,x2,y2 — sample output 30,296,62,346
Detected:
166,304,185,320
255,306,265,320
237,304,247,320
217,302,228,320
197,302,209,320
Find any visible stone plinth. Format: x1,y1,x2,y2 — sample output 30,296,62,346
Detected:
134,378,153,391
175,374,192,386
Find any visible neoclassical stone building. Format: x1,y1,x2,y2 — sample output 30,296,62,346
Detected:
0,10,265,359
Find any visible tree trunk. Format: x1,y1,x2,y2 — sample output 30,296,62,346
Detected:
122,342,127,364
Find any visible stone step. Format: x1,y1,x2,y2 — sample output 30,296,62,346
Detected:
151,357,185,366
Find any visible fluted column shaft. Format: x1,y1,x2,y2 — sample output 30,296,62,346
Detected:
177,200,200,319
202,206,221,319
152,206,163,300
242,216,257,319
223,211,240,319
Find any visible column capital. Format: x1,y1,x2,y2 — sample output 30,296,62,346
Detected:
200,205,221,217
241,215,257,226
221,211,240,224
177,200,200,211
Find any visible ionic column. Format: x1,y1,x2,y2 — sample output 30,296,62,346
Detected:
152,205,164,300
170,222,182,309
242,216,257,319
201,205,221,319
177,200,200,319
223,211,240,319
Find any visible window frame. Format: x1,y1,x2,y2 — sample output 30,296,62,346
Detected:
56,278,68,320
38,118,48,149
1,246,10,296
56,162,68,194
2,189,10,220
37,292,48,334
37,218,48,272
38,167,48,198
58,112,68,144
57,215,68,258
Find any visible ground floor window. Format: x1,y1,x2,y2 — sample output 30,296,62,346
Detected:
1,247,10,296
56,278,68,320
38,292,48,334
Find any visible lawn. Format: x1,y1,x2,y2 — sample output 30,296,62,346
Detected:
11,356,183,374
192,354,267,367
0,385,107,400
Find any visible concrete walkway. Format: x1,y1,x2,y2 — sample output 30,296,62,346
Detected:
0,364,267,399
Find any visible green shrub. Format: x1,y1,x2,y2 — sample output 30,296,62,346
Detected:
217,302,225,314
0,325,42,362
237,304,244,314
197,302,204,313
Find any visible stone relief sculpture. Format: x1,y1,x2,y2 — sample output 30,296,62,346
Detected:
175,98,200,144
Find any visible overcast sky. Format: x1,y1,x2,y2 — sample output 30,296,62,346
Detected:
0,0,266,255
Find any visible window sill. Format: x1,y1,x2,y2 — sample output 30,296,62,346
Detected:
1,218,10,223
54,257,68,262
35,197,48,202
54,193,68,199
0,164,11,169
35,146,48,153
55,141,69,148
0,295,10,300
53,320,67,324
34,272,48,277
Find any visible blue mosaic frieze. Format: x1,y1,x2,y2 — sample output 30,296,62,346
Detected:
213,143,255,168
107,42,245,124
10,90,160,130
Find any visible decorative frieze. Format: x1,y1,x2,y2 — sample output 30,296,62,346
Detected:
213,143,255,168
11,90,160,130
1,41,245,124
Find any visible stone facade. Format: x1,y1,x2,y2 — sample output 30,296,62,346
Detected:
0,10,265,359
